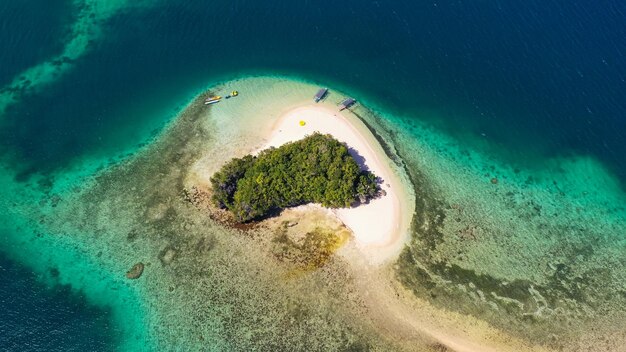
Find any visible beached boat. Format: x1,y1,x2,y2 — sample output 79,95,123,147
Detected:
339,97,356,110
314,88,328,103
204,96,222,105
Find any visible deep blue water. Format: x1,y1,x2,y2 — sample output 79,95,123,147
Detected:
0,251,117,351
0,0,73,87
1,0,625,350
2,1,625,179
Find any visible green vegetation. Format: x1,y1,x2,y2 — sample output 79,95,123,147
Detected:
210,133,380,222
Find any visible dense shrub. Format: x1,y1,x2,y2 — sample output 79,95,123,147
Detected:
210,133,380,222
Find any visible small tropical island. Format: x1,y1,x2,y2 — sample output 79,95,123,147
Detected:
189,96,413,264
210,133,380,222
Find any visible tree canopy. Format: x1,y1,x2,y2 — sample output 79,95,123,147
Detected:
210,133,380,222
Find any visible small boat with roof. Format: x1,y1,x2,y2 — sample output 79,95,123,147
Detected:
339,97,356,111
314,88,328,103
204,95,222,105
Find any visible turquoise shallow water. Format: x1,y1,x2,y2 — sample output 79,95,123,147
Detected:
1,0,626,350
0,166,150,350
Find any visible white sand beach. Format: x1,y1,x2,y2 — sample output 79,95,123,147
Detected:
260,104,412,264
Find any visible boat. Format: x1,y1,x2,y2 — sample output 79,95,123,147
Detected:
314,88,328,103
204,96,221,105
339,97,356,110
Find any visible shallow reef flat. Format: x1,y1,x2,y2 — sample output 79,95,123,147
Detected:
370,108,626,350
3,76,625,351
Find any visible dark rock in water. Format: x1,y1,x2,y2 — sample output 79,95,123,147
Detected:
49,267,60,278
126,229,139,242
126,262,144,279
458,225,478,240
159,247,177,266
490,177,499,184
50,194,61,207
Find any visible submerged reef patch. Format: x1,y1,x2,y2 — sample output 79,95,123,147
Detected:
270,215,351,273
0,0,157,115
